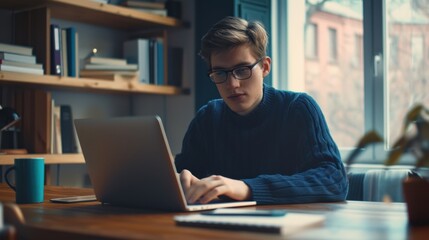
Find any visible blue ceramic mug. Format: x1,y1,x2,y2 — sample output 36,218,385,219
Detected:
5,158,45,204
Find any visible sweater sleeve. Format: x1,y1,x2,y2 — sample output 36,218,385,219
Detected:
242,94,349,204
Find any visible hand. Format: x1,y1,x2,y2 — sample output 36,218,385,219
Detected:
179,169,251,204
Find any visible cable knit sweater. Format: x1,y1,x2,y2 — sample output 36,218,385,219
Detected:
175,84,348,204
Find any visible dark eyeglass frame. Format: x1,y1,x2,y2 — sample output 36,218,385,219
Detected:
208,57,264,84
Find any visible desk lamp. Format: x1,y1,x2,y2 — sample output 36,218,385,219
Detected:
0,105,20,132
0,105,21,152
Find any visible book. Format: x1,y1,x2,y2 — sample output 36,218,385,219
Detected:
91,0,110,3
149,39,156,84
61,29,68,77
123,38,150,84
175,212,325,235
60,105,76,153
133,8,167,16
83,63,138,71
156,40,164,85
0,42,33,56
0,52,36,64
75,32,79,77
80,70,138,82
52,105,62,154
120,0,165,9
85,57,128,66
0,64,44,75
66,27,78,77
0,59,43,69
50,24,62,75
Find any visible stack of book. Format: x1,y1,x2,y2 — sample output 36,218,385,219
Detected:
120,0,167,16
0,43,44,75
80,56,139,82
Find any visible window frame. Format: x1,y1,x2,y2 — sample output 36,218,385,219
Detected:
275,0,395,164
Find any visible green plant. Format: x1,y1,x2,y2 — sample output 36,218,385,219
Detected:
345,104,429,169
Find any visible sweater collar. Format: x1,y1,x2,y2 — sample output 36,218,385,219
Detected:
224,84,275,126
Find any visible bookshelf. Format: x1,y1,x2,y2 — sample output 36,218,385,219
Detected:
0,72,189,95
0,0,188,165
0,154,84,165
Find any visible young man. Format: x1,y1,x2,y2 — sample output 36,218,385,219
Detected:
175,16,348,205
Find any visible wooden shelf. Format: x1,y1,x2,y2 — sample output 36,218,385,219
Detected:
0,71,189,95
0,0,184,30
0,153,84,165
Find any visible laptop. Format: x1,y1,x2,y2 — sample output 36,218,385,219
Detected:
74,115,256,211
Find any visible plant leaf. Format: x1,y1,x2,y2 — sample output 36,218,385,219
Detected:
385,147,405,166
402,104,423,133
345,131,383,167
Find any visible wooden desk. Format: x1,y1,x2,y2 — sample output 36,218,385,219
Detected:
1,184,428,240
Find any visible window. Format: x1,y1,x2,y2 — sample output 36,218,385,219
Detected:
353,34,363,68
328,28,338,62
386,1,429,148
278,0,429,164
305,23,318,59
389,35,398,67
411,35,424,69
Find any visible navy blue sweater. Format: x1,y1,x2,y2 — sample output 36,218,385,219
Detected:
175,85,348,204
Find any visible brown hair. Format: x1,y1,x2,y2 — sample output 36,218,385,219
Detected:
199,16,268,66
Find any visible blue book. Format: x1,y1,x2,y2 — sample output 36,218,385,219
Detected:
156,40,164,85
66,27,77,77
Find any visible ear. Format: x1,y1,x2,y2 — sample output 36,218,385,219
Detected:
262,57,271,78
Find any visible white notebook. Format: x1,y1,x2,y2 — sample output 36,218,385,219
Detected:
175,211,325,235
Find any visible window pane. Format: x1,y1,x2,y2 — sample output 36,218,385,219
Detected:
303,0,364,147
386,0,429,145
305,23,318,58
328,28,338,61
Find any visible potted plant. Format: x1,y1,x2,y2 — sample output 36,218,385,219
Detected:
345,104,429,225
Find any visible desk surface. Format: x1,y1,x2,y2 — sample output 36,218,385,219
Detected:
0,184,428,240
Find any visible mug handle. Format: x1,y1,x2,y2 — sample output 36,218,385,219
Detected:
5,166,16,191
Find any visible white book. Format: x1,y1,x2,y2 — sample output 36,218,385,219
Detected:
134,8,167,16
0,42,33,56
85,57,127,66
0,64,43,75
83,64,138,71
61,29,68,77
91,0,109,4
0,52,36,64
0,59,42,69
121,1,165,9
52,105,62,154
123,39,150,84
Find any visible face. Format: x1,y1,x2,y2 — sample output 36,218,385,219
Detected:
210,45,271,116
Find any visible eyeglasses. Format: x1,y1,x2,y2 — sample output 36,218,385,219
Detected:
208,57,264,84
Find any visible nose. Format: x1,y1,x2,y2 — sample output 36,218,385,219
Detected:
225,72,240,87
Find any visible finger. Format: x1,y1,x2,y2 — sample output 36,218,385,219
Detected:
199,185,228,204
187,179,223,203
179,170,195,194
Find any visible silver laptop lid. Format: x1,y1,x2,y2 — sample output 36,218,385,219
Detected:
75,116,188,211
